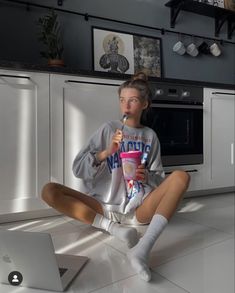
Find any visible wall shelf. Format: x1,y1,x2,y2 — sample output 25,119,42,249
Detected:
165,0,235,39
1,0,235,44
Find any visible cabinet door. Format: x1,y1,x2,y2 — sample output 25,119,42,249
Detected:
0,70,50,220
204,88,235,189
50,74,122,191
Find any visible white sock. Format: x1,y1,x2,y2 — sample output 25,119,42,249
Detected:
127,214,168,281
92,214,138,248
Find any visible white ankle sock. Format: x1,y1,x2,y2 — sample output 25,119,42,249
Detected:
127,214,168,281
92,214,138,248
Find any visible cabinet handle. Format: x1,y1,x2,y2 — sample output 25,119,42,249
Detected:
212,92,235,96
0,74,30,80
231,143,234,165
65,80,120,87
165,169,198,175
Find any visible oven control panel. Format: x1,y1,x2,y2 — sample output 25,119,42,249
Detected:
150,83,203,105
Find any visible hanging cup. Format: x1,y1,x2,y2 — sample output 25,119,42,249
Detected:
173,41,186,55
210,42,222,57
186,43,199,57
198,41,210,54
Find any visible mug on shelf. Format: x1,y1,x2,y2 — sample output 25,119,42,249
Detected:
210,42,222,56
198,41,210,54
186,43,199,57
173,41,186,55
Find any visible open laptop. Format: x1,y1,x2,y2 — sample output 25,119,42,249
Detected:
0,230,89,291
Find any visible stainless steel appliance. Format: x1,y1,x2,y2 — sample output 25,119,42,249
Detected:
145,82,203,167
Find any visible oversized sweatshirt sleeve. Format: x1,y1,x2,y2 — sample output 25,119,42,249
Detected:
72,123,112,181
146,132,165,187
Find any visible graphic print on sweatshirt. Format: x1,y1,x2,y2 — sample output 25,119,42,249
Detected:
106,133,152,173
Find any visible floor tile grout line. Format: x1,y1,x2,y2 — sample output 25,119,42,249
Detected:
174,214,234,237
101,241,127,256
86,268,192,293
152,236,234,269
90,235,233,291
87,273,138,293
151,270,191,293
61,216,86,226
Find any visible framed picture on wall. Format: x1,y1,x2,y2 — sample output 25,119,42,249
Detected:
92,27,163,78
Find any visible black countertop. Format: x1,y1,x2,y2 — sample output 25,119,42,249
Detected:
0,60,234,90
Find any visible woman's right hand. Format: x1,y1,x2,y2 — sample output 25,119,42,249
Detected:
95,130,123,163
107,129,123,156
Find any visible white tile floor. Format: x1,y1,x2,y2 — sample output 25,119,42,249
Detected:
0,192,234,293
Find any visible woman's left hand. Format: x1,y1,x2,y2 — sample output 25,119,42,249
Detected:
135,164,147,182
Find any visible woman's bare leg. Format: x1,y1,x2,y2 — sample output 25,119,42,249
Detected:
136,170,190,223
41,182,138,248
41,182,104,224
127,170,190,281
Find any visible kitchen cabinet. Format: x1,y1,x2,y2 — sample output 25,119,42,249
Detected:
50,74,122,191
163,164,206,195
0,69,51,222
184,168,205,193
0,68,234,222
165,87,235,196
204,88,235,189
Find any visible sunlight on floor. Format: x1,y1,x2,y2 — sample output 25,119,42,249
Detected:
178,201,205,213
55,231,103,254
7,218,68,232
8,220,43,231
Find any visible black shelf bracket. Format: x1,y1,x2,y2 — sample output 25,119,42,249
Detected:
166,0,235,39
84,13,89,21
169,1,185,28
228,19,235,39
215,14,228,37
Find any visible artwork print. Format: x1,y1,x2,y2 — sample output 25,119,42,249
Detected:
92,27,162,77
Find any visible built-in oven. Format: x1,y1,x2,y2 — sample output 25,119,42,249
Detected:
145,82,203,167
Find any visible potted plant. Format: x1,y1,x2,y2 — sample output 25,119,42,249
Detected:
37,10,64,66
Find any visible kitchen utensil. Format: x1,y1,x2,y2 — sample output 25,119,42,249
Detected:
121,114,128,131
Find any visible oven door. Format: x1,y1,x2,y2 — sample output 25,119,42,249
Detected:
145,103,203,166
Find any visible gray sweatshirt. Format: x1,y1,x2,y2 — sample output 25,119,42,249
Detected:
72,120,165,214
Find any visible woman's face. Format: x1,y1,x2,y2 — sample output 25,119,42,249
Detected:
119,88,148,120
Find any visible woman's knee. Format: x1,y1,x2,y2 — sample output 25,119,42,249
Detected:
171,170,190,189
41,182,60,205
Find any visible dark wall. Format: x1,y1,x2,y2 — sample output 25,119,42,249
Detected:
0,0,234,84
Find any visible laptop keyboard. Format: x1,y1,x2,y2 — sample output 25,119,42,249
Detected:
59,267,68,277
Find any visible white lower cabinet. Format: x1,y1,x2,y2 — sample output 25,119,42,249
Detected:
50,74,122,191
164,164,205,196
0,69,234,222
0,70,51,221
185,168,204,192
204,88,235,190
166,87,235,196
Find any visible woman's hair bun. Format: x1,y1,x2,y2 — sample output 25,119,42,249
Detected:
131,71,148,82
